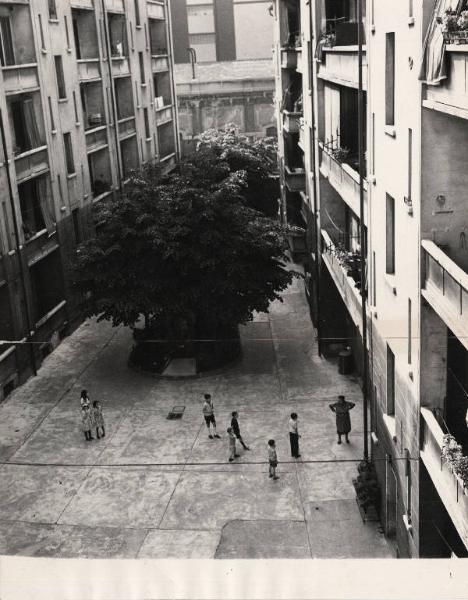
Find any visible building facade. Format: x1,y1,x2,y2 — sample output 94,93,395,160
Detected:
273,0,468,557
170,0,273,64
0,0,179,400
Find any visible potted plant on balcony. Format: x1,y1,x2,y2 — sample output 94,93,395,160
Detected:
331,146,350,164
442,9,468,44
454,456,468,494
441,434,463,472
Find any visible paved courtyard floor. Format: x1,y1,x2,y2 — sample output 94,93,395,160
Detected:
0,276,393,558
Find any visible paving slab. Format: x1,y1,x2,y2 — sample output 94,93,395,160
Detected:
0,465,89,523
160,471,304,530
58,467,181,529
0,520,147,558
215,519,310,559
137,529,220,558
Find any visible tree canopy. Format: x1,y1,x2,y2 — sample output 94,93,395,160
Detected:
73,136,294,336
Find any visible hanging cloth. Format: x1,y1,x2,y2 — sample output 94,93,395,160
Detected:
419,0,464,85
37,176,55,233
22,97,42,149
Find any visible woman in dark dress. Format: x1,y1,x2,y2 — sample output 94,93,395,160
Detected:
329,395,355,444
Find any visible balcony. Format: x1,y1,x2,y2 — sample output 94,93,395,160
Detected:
282,110,302,133
105,0,124,12
421,240,468,351
321,229,362,328
71,0,94,8
14,146,48,183
155,105,172,125
152,55,169,72
77,59,101,82
111,57,130,77
118,116,136,140
284,165,305,192
280,47,297,70
25,230,59,267
420,407,468,551
318,46,367,90
147,1,165,20
2,64,39,95
85,127,108,153
424,46,468,119
319,146,367,224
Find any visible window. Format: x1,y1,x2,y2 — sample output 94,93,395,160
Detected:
48,0,57,20
409,0,413,18
371,385,377,431
371,112,375,174
73,17,81,59
386,193,395,274
405,448,412,523
72,208,81,243
0,16,15,66
2,202,12,251
73,91,79,123
10,96,43,155
134,0,141,26
408,298,412,364
143,107,150,139
18,177,54,239
48,96,55,131
386,345,395,416
139,51,145,84
385,33,395,126
407,128,412,202
63,132,75,174
64,15,71,50
372,251,376,306
38,15,46,52
55,56,66,99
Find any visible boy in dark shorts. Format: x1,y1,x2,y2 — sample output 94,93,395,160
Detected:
202,393,220,439
268,439,279,480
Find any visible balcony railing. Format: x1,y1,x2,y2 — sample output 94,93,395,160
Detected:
321,229,362,328
319,146,367,224
111,56,130,77
282,110,302,133
14,146,48,183
151,55,169,72
25,230,58,267
280,47,297,70
71,0,94,8
85,127,108,153
295,47,303,73
420,407,468,550
284,165,305,192
118,116,136,139
424,46,468,117
318,46,367,90
422,240,468,350
147,1,165,20
155,104,172,124
77,59,101,82
105,0,124,12
2,64,39,95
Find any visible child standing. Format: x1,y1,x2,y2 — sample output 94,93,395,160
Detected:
80,389,90,409
268,439,279,480
227,427,239,462
202,393,220,439
92,400,105,439
81,404,93,441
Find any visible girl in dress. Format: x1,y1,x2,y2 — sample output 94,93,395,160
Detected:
81,404,93,441
92,400,105,439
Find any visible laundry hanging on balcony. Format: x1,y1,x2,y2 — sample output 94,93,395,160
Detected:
419,0,464,85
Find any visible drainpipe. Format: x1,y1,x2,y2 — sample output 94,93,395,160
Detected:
358,0,369,461
187,48,197,80
308,0,321,356
165,0,181,161
0,110,37,376
101,0,124,189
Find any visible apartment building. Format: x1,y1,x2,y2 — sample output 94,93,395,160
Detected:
273,0,468,558
0,0,179,400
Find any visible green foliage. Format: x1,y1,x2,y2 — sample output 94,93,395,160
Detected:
187,123,280,218
73,155,295,333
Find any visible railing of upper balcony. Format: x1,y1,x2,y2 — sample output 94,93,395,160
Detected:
422,239,468,325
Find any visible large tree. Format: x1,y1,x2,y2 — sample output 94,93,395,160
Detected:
73,150,295,370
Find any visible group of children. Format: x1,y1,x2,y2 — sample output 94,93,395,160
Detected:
80,390,105,441
202,393,280,480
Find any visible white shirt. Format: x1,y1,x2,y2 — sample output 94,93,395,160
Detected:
289,418,298,434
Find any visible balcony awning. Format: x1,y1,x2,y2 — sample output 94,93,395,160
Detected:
419,0,464,85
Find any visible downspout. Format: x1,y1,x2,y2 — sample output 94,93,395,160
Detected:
0,110,37,376
166,0,181,160
358,0,369,461
308,0,321,356
101,0,123,189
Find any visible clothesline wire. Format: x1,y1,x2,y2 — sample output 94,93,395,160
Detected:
2,456,417,468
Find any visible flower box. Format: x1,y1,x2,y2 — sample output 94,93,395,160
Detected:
443,31,468,44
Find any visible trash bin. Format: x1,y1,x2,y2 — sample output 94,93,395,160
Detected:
338,350,353,375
